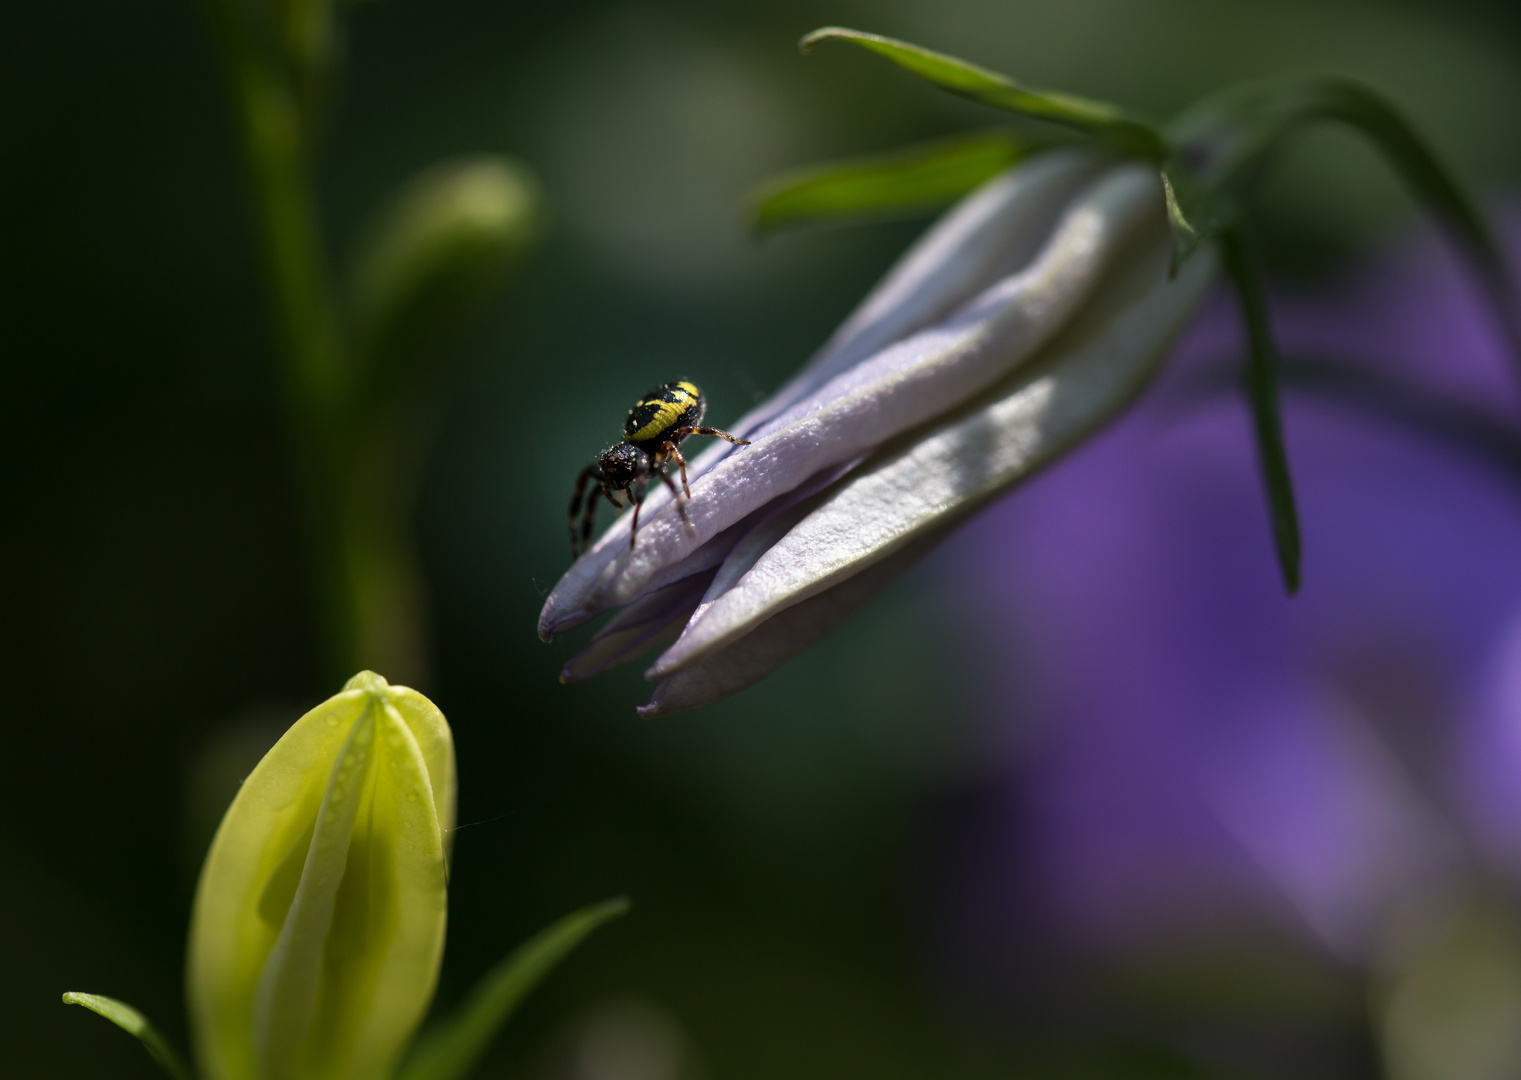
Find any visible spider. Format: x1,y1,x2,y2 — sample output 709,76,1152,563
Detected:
569,380,749,557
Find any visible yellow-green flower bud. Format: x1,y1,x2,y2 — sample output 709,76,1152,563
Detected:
348,155,543,407
187,671,456,1080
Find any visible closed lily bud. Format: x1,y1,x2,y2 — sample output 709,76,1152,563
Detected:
541,149,1217,713
186,671,456,1080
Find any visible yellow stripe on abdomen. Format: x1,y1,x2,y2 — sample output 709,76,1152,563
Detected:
624,381,700,443
627,397,688,442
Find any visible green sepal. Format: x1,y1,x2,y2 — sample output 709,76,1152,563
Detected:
395,898,630,1080
348,156,543,414
1170,74,1521,371
1161,161,1234,276
750,129,1045,237
799,27,1168,161
62,992,195,1080
1221,228,1301,595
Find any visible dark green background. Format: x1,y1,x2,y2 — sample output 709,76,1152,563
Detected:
5,0,1521,1076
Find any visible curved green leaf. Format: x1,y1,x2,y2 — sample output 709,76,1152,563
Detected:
1170,75,1521,374
396,898,630,1080
1221,229,1301,594
62,992,194,1080
750,129,1043,236
800,27,1167,161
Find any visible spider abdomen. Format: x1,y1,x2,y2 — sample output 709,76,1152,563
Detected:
624,380,705,450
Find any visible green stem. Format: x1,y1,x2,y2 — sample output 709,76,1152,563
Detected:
1170,75,1521,388
203,0,420,684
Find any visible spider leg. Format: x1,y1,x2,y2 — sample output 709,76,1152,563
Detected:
578,485,596,556
653,466,691,529
569,466,601,556
660,440,692,498
669,425,750,446
579,482,613,557
628,485,645,550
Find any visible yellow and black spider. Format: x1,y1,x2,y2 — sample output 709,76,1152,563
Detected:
569,380,749,557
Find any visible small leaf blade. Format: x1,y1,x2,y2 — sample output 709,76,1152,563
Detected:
750,129,1039,237
1221,228,1301,594
800,27,1168,160
62,992,194,1080
396,898,630,1080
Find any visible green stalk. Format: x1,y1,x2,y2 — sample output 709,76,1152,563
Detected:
203,0,423,684
1170,75,1521,381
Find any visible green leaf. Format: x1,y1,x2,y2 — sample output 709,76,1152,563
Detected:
799,27,1168,161
793,28,1229,272
62,992,194,1080
1220,229,1301,594
396,898,630,1080
348,156,544,412
1169,74,1521,374
750,129,1043,237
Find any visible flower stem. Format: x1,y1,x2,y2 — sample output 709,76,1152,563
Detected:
202,0,426,685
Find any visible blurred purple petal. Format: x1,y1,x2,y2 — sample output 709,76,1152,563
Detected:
931,234,1521,974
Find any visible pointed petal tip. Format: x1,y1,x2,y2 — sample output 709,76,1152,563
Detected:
537,606,592,641
642,647,700,681
536,601,558,641
636,683,671,718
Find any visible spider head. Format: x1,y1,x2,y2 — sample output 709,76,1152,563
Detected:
597,443,649,489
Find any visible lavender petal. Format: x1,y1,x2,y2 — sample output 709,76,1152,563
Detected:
636,530,945,718
539,164,1165,639
650,227,1216,678
559,571,716,683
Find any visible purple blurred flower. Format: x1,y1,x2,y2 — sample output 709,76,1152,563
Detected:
540,150,1218,713
930,221,1521,1014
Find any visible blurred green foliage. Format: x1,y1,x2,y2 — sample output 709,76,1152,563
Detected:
6,0,1521,1077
